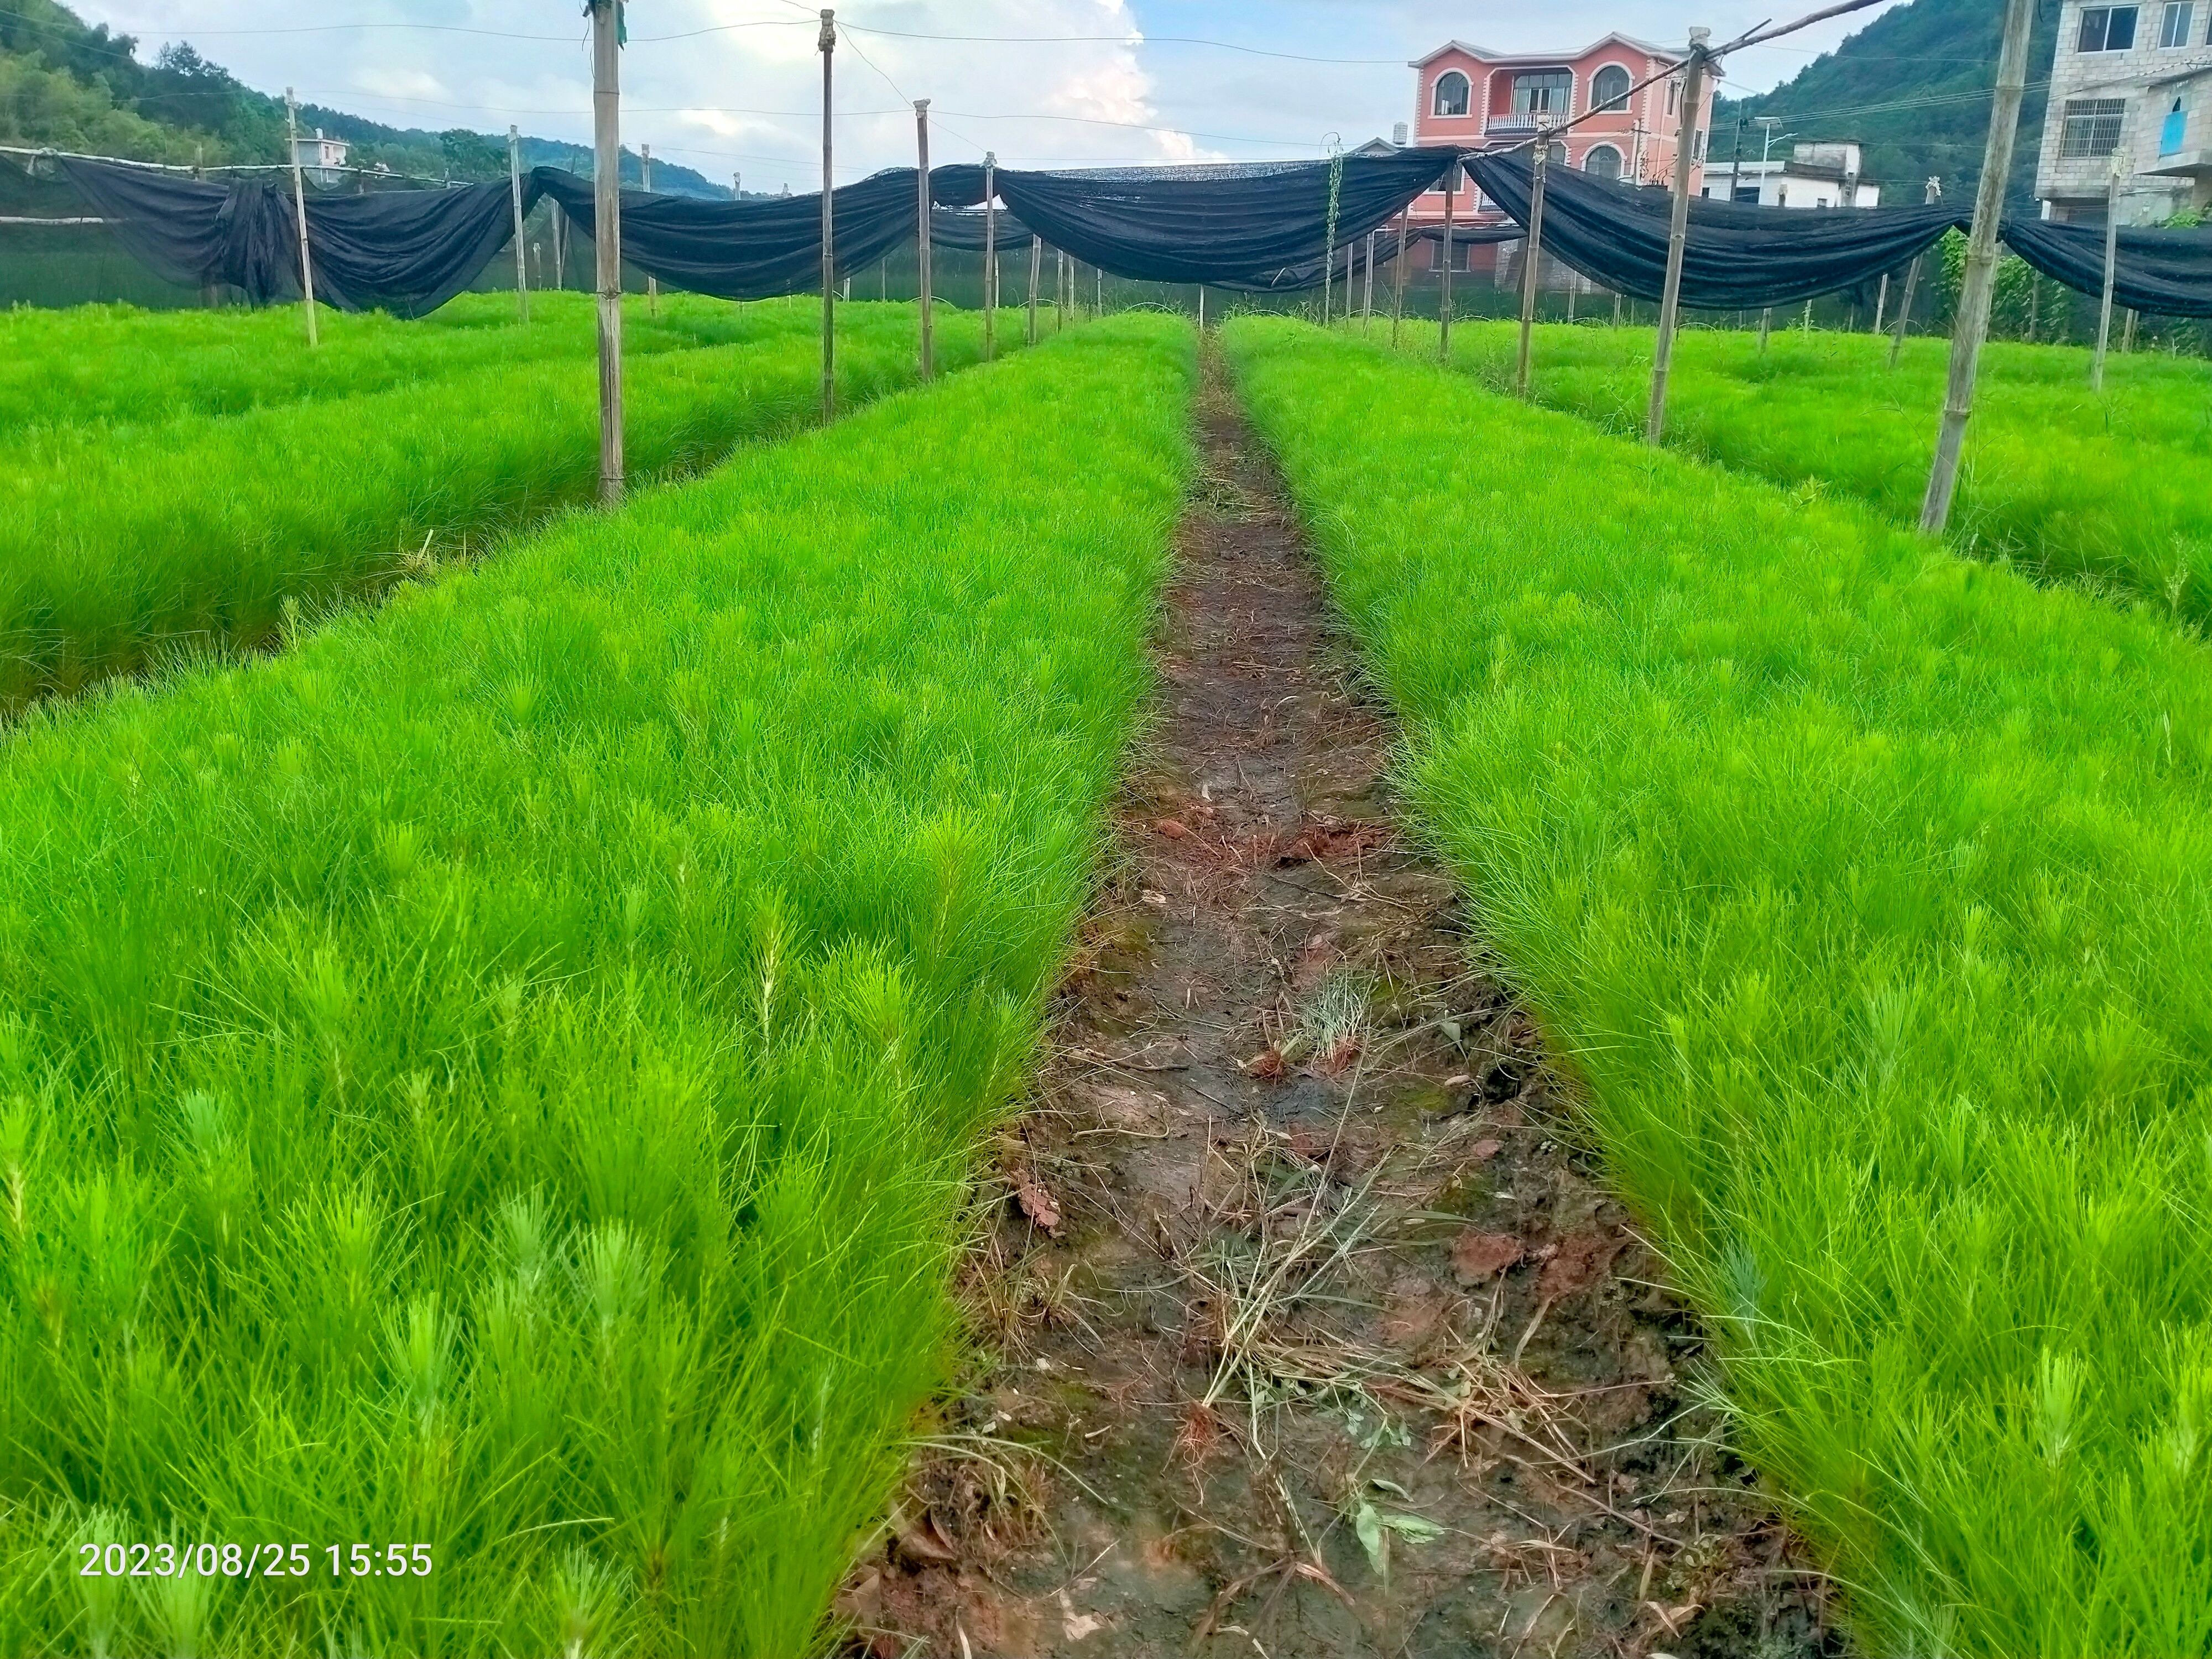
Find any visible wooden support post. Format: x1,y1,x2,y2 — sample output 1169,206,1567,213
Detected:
551,204,565,291
818,9,836,422
1055,247,1066,332
1390,213,1410,348
1802,298,1813,335
1362,228,1377,333
1095,264,1103,314
1026,234,1041,345
284,89,319,347
641,144,658,317
2124,307,2139,352
982,152,997,361
1613,288,1623,326
1874,272,1888,334
589,2,623,500
915,100,933,380
508,126,531,324
1516,139,1550,399
1646,33,1710,446
1567,281,1577,324
1890,176,1941,368
2093,158,2124,392
1759,307,1771,351
1343,239,1355,326
1197,286,1206,330
1439,160,1457,363
1921,0,2034,534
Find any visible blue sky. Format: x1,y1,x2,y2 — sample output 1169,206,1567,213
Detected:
81,0,1909,186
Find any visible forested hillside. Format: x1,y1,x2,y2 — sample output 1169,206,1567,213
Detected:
0,0,728,193
1713,0,2059,208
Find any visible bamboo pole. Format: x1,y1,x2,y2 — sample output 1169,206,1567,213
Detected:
1646,34,1710,446
2124,307,2139,352
981,152,997,361
641,144,658,317
1439,161,1457,363
818,9,836,422
589,2,623,500
1390,213,1410,348
507,126,530,323
1921,0,2034,533
1890,177,1940,368
284,90,319,347
1516,140,1550,399
1343,240,1355,326
1874,272,1888,333
2093,157,2124,392
1055,247,1066,332
1026,234,1041,345
915,100,933,381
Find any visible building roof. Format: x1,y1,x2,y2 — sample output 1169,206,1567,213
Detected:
1410,33,1673,70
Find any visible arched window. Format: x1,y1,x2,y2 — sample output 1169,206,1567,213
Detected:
1543,140,1568,168
1592,64,1632,112
1433,70,1471,117
1583,144,1623,180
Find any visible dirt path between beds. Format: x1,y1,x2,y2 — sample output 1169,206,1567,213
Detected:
838,347,1845,1659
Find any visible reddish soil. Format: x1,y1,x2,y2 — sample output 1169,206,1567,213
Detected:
837,352,1844,1659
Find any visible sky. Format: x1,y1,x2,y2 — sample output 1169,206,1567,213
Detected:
79,0,1912,189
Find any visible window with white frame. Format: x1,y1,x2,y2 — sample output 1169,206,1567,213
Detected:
1433,70,1471,117
2162,1,2195,45
2078,6,2140,50
1511,70,1572,116
1591,65,1632,112
2059,96,2129,155
1583,143,1624,179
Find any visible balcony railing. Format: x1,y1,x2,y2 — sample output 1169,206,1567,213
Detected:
1485,111,1551,134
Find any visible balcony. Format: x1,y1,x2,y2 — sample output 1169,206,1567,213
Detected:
1485,111,1552,135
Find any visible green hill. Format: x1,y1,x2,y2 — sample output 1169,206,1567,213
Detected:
0,0,728,194
1712,0,2060,210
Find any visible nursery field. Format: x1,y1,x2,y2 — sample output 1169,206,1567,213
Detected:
1392,319,2212,630
0,290,796,435
0,311,1192,1655
1231,317,2212,1656
0,298,1018,710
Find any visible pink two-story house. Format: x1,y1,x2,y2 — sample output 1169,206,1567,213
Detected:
1405,34,1713,273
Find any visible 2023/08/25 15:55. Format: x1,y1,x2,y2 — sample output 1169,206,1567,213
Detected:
79,1542,435,1578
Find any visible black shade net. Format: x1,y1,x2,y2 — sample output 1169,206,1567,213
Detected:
1464,151,1969,310
61,157,528,316
1997,217,2212,320
930,148,1460,286
50,145,2212,321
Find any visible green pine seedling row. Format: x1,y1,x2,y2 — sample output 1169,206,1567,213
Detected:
1229,316,2212,1658
0,299,1021,712
0,290,808,437
0,312,1194,1656
1382,317,2212,632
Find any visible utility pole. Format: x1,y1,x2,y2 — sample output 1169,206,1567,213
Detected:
1921,0,2034,533
284,89,319,347
1646,30,1710,445
1726,115,1745,202
818,9,836,422
508,126,531,322
915,100,933,380
589,0,624,501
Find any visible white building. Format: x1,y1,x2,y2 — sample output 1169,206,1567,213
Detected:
291,128,349,189
2035,0,2212,223
1700,142,1881,207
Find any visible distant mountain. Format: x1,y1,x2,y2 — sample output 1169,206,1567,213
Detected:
0,0,732,196
1712,0,2060,210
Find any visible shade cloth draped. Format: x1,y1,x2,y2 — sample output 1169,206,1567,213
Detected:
57,147,2212,321
60,156,531,316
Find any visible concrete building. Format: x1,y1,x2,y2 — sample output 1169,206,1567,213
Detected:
290,128,350,189
1700,141,1881,207
2035,0,2212,223
1404,31,1714,275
